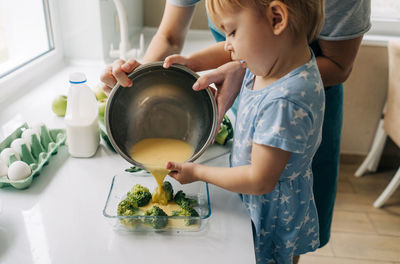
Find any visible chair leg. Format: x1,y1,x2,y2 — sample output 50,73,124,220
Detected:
374,167,400,208
355,119,388,177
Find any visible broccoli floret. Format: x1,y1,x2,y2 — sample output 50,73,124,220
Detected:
152,181,174,205
144,205,169,229
171,206,200,226
181,198,197,208
172,190,199,226
174,190,186,205
117,197,138,216
215,115,234,145
117,197,143,228
128,184,152,207
174,190,197,207
162,181,174,202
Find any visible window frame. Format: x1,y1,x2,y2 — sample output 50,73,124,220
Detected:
0,0,64,105
365,1,400,43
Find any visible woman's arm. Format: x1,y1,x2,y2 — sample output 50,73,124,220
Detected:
316,36,363,86
142,2,196,63
167,143,291,195
101,2,195,91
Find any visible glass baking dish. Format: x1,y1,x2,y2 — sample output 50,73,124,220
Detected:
103,171,211,232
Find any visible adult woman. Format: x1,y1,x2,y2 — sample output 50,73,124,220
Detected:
101,0,371,249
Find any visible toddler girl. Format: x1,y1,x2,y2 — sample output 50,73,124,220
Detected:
166,0,325,263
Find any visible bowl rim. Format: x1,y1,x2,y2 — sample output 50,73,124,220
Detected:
105,61,218,169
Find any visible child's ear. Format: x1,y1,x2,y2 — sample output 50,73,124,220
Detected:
266,1,289,36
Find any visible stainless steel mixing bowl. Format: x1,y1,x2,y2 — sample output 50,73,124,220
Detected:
105,62,218,169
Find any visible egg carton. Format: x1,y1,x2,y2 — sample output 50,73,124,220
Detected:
0,123,66,189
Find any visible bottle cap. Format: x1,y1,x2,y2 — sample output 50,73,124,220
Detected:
69,72,87,84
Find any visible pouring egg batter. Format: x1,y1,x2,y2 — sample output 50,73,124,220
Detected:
130,138,193,204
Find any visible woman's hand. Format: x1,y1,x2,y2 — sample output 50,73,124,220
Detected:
166,162,199,184
100,59,141,94
163,58,246,132
194,61,246,127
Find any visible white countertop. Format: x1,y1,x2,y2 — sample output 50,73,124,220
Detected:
0,30,255,264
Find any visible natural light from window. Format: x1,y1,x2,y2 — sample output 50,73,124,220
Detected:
0,0,53,78
372,0,400,20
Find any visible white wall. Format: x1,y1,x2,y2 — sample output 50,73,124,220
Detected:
57,0,103,61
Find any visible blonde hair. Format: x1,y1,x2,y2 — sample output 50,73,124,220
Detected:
206,0,325,43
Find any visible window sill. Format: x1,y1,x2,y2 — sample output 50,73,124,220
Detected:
362,34,400,47
0,49,64,106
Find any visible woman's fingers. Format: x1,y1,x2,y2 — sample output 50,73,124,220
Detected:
112,60,132,87
193,61,245,133
100,59,143,95
101,83,112,95
121,59,141,73
193,69,224,91
100,64,117,90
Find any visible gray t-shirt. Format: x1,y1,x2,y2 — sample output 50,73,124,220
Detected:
167,0,371,40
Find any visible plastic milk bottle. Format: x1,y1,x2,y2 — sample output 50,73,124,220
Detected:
65,72,99,157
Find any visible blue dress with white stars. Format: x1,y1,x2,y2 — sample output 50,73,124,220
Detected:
231,54,325,264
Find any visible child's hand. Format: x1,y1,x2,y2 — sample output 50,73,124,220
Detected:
166,161,198,184
163,54,190,69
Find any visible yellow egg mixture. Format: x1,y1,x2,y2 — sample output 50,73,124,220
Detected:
130,138,193,204
139,201,198,229
129,138,197,229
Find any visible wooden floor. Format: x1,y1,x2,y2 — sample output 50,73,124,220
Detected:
299,163,400,264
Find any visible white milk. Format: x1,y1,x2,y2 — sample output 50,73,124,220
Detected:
65,72,99,158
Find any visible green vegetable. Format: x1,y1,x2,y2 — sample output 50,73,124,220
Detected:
125,166,143,173
129,184,152,207
174,190,186,205
152,181,175,204
144,205,168,229
172,190,199,226
117,196,143,228
117,196,138,216
174,190,197,207
214,115,234,145
162,181,174,202
171,206,200,226
118,185,200,230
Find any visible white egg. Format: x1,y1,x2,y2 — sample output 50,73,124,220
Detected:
0,160,7,177
7,161,31,181
0,148,20,163
21,128,40,144
10,138,30,155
